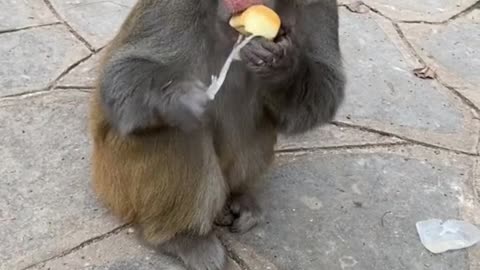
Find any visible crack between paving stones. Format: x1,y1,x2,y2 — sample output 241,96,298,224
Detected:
342,1,480,114
342,4,480,130
52,46,105,90
0,22,62,35
218,234,251,270
0,89,53,100
0,53,95,101
55,85,94,91
332,121,479,157
398,0,480,25
340,0,480,24
443,0,480,23
275,142,412,154
41,0,96,52
391,23,480,114
51,53,95,88
21,224,129,270
339,3,391,21
437,78,480,114
0,87,90,101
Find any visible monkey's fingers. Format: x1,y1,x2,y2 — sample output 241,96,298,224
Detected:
258,38,283,57
276,35,291,53
214,206,235,227
244,42,278,65
230,212,259,233
241,46,266,66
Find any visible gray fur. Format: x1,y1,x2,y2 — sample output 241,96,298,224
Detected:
97,0,344,269
160,233,227,270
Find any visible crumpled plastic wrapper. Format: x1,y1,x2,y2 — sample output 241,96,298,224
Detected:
416,219,480,254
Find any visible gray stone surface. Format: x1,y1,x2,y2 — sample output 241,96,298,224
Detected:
337,9,479,153
0,91,118,269
0,0,57,31
340,0,479,22
32,229,242,270
49,0,136,49
0,25,91,96
400,9,480,109
31,229,184,270
231,147,480,270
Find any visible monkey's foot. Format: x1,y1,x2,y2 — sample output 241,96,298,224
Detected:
215,194,263,233
214,204,235,227
229,194,263,233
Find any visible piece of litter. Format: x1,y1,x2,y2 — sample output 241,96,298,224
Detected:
416,219,480,254
206,34,257,100
413,66,436,79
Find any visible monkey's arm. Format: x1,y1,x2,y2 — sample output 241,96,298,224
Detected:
97,2,213,136
99,51,209,136
262,0,346,135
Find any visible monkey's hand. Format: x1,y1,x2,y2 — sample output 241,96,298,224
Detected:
161,80,210,132
240,32,298,81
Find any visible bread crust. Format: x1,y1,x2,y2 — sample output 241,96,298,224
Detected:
229,5,281,40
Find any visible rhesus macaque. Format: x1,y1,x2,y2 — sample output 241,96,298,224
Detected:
89,0,345,269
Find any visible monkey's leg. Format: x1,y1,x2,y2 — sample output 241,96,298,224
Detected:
218,126,277,233
95,128,228,270
138,143,228,270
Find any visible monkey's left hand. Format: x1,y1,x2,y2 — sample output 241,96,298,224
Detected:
240,31,299,81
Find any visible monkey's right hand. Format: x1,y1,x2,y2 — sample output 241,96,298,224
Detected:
162,80,210,132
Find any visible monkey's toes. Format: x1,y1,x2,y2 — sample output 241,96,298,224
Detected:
230,211,261,233
228,194,263,233
214,211,235,227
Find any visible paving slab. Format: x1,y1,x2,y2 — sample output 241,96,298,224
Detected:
0,0,57,31
0,25,91,96
277,124,403,151
58,51,104,88
31,228,242,270
400,9,480,109
229,146,480,270
337,9,479,153
30,229,184,270
49,0,136,49
0,91,119,270
340,0,478,22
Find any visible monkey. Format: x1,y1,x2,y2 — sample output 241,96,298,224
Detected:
89,0,345,269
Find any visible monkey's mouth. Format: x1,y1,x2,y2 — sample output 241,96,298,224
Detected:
223,0,263,14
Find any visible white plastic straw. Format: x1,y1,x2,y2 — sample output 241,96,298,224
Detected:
206,35,257,100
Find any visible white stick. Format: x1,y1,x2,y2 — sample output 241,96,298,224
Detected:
206,35,257,100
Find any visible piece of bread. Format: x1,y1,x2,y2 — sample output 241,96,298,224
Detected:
229,5,281,40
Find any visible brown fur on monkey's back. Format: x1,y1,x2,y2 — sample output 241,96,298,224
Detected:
88,92,226,243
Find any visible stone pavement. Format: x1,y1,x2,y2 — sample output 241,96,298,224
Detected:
1,1,479,269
